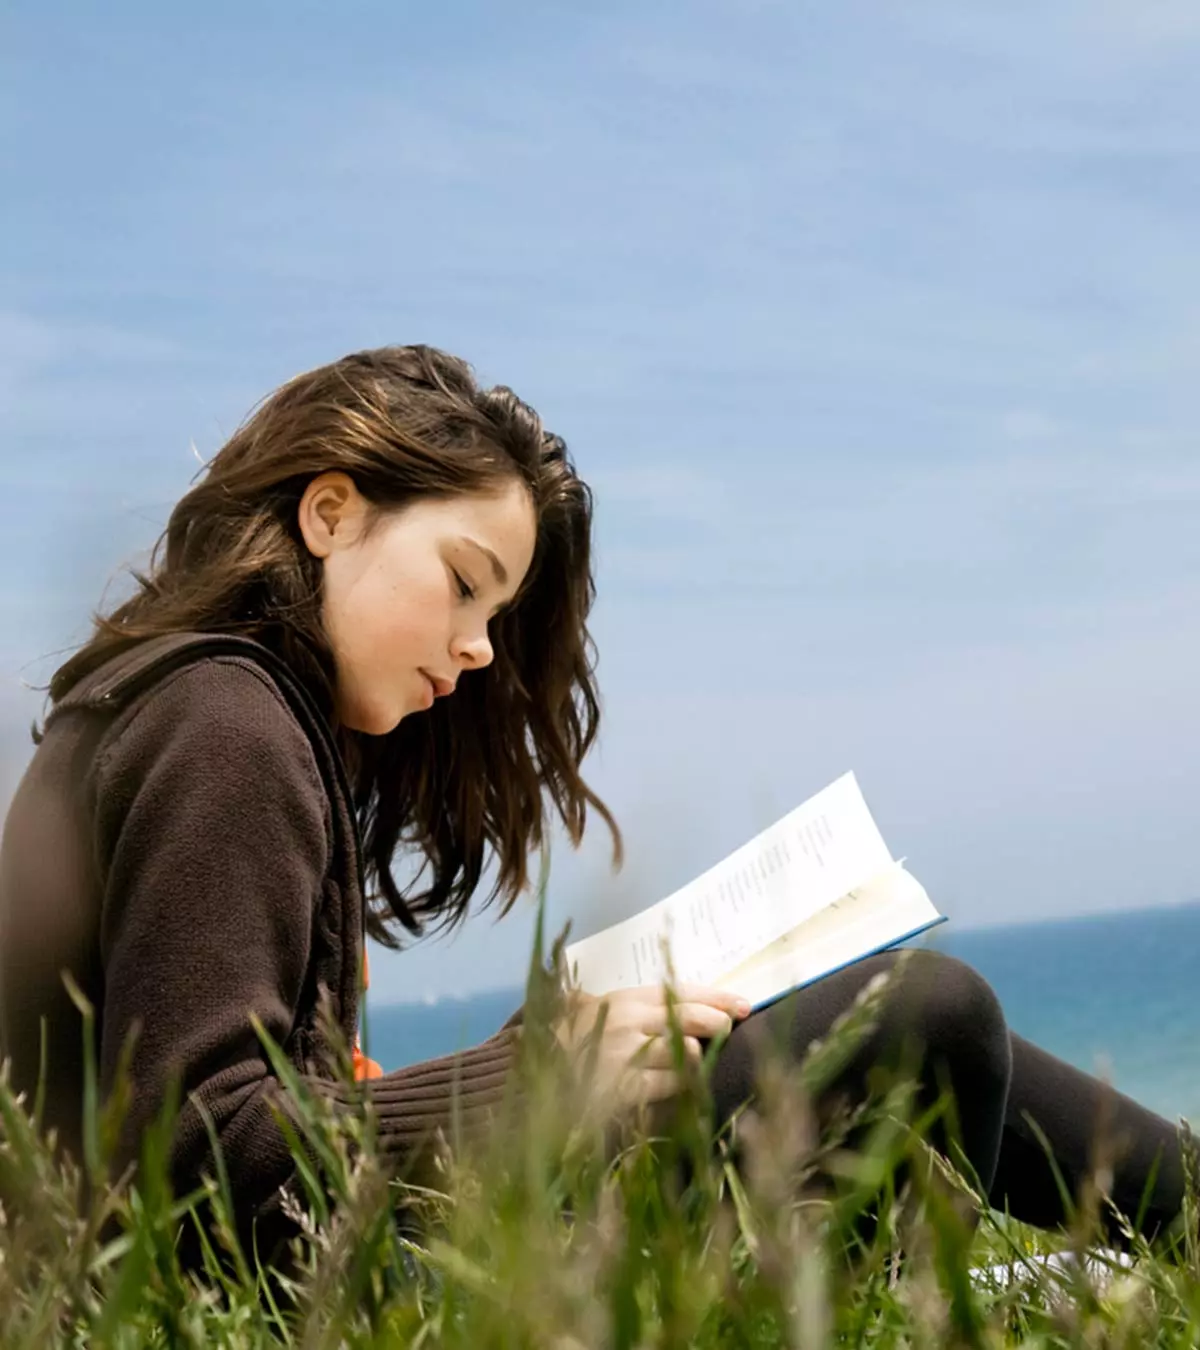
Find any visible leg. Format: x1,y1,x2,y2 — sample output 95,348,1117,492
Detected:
709,950,1013,1197
993,1034,1190,1243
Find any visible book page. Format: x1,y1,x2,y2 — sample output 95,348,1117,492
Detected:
710,864,943,1010
565,772,896,995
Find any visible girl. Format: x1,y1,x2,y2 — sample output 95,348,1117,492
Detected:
0,345,1188,1271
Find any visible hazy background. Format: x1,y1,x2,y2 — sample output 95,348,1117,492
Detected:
4,2,1199,1005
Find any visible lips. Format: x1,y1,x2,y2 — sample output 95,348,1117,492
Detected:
420,670,457,699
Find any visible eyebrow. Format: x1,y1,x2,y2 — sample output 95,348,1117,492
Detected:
460,535,508,586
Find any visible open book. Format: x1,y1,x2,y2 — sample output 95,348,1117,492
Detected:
565,772,945,1012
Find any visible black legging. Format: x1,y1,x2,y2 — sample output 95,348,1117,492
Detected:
708,950,1189,1243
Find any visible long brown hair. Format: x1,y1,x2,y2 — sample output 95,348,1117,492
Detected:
48,345,621,945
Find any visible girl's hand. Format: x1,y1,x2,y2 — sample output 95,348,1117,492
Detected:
552,983,752,1111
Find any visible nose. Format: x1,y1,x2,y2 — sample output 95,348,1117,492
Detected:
452,627,494,671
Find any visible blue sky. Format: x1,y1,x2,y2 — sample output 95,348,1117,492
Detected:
4,1,1200,1004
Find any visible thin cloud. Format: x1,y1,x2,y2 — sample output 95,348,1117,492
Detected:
0,310,181,371
588,464,727,524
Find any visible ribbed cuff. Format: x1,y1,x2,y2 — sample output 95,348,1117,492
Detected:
322,1025,523,1178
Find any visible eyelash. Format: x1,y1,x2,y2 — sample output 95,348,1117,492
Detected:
451,568,476,601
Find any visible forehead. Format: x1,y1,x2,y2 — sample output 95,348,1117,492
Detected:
410,483,537,571
434,482,532,532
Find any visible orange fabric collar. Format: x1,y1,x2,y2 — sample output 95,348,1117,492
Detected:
352,947,383,1080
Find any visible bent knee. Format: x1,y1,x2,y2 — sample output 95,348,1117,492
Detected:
889,951,1009,1060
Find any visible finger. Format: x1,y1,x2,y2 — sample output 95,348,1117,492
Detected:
666,1001,737,1041
629,998,734,1040
599,986,752,1036
629,1033,703,1069
666,984,754,1018
620,985,682,1004
634,1068,685,1104
598,984,753,1021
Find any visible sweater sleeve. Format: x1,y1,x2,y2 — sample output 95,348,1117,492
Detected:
93,657,518,1242
342,1028,521,1174
94,658,331,1222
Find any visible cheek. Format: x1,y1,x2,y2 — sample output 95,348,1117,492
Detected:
322,563,451,732
331,559,449,670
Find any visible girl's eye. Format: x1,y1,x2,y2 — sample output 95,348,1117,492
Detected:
451,569,476,601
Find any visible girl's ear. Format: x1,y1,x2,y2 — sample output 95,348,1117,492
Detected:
298,471,365,559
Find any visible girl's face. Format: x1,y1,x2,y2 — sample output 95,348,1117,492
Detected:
299,474,537,734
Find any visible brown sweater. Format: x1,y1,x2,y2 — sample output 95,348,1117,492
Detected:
0,633,519,1253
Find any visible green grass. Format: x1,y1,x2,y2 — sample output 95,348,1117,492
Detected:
3,939,1200,1348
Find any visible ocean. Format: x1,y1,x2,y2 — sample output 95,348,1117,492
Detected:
362,902,1200,1126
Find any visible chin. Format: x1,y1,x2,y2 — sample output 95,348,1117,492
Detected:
339,698,411,737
